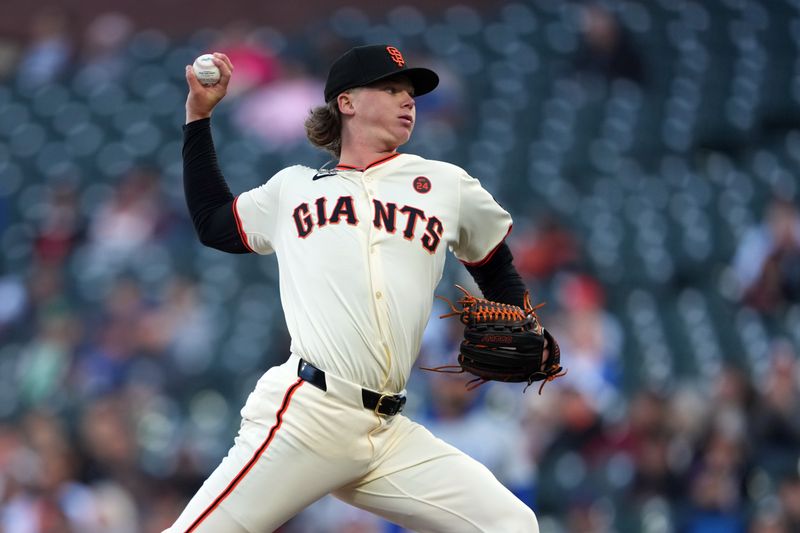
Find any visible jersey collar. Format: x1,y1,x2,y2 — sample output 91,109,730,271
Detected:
335,153,401,172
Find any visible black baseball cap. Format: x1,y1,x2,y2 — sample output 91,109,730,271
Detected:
324,44,439,103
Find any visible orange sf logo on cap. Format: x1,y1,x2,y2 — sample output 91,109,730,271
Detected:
386,46,405,67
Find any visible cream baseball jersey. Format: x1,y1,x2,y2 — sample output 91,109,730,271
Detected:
233,153,511,393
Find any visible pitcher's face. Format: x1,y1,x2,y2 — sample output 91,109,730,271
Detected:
347,76,416,150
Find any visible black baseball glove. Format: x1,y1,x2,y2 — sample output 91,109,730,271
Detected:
423,285,566,393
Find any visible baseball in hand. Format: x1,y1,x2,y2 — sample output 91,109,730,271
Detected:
192,54,221,86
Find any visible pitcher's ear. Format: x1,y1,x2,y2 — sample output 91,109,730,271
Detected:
337,90,356,116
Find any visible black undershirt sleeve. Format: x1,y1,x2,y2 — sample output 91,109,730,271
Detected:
182,118,251,254
464,242,527,307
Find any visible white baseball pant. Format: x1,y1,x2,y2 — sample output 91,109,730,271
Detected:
165,354,538,532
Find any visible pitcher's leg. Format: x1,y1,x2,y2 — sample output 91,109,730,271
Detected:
166,377,358,533
334,419,537,533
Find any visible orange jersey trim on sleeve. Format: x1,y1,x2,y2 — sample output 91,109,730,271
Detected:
460,224,513,268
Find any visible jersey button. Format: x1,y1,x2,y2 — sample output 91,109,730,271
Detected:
375,291,383,299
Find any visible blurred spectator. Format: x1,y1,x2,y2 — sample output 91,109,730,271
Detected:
573,3,644,85
778,474,800,532
212,21,282,97
78,396,141,492
16,6,73,88
668,385,710,453
88,168,165,253
0,36,19,79
23,264,70,340
564,497,614,533
683,428,748,533
750,508,789,533
0,275,27,338
82,167,176,281
32,178,86,266
233,60,323,147
16,313,79,408
77,12,135,83
708,365,756,448
511,214,581,283
1,412,105,533
713,365,757,416
751,341,800,478
533,386,606,514
733,197,800,313
137,277,214,374
615,389,687,504
550,273,623,411
73,277,147,397
684,467,747,533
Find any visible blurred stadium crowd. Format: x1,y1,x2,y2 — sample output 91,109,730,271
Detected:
1,0,800,532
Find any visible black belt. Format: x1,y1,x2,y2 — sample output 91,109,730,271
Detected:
297,359,406,416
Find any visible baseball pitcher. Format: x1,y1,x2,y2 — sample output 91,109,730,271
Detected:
167,44,562,533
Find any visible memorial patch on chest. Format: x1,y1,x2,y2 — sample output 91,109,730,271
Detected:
292,196,443,253
413,176,432,194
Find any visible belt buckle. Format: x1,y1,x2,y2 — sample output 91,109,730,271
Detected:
374,394,391,416
374,394,404,416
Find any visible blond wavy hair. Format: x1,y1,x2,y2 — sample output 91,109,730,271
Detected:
304,100,342,157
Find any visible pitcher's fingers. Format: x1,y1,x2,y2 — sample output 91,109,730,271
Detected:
213,52,234,73
209,56,232,88
185,65,204,91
